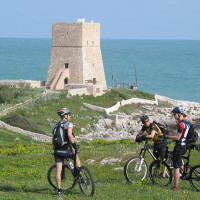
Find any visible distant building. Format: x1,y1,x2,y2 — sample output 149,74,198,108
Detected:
0,80,45,88
46,19,107,96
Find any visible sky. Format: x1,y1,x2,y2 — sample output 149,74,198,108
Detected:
0,0,200,40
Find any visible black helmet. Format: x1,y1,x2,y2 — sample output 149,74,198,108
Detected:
171,107,186,115
57,108,71,118
140,115,149,123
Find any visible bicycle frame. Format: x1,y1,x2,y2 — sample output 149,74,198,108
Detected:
61,149,79,178
138,140,157,161
180,146,193,176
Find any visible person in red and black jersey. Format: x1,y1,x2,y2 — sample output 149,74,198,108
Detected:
166,107,189,190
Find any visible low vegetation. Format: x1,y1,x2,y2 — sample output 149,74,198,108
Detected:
0,88,155,136
0,85,45,111
0,130,199,199
82,88,155,108
0,86,200,199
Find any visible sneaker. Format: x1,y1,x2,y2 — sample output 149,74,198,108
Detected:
171,186,178,191
161,176,166,180
57,189,62,196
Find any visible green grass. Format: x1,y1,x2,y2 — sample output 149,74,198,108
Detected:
0,128,41,148
0,91,106,136
0,132,200,200
0,88,155,137
0,86,45,108
82,88,155,108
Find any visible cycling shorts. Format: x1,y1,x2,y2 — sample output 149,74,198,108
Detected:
153,145,168,160
54,146,74,163
173,144,187,169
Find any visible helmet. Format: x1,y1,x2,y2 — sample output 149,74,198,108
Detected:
171,107,186,115
140,115,149,123
57,108,71,118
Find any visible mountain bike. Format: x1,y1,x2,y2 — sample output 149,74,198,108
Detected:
47,149,95,196
124,139,174,183
149,143,200,191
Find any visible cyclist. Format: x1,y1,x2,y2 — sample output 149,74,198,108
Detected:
53,108,81,196
166,107,188,190
136,115,168,163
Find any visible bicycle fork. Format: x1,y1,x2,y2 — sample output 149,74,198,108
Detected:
135,157,144,172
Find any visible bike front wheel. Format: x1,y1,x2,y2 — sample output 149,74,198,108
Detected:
149,160,172,187
189,164,200,191
47,164,76,190
79,166,95,196
124,156,148,183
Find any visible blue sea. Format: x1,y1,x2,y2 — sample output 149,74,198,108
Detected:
0,38,200,102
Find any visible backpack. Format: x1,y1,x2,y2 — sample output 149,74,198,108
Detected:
181,120,198,144
153,120,169,136
52,121,68,148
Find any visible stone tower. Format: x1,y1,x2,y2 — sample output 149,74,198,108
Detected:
46,19,107,91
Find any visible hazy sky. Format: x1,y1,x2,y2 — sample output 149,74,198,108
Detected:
1,0,200,39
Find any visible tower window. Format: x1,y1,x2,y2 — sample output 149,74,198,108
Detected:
65,63,68,68
64,78,68,85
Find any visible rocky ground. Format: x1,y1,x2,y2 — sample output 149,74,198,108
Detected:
76,97,200,142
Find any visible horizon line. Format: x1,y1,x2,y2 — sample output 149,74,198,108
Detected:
0,37,200,41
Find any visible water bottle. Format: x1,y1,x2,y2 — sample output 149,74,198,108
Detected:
68,160,74,170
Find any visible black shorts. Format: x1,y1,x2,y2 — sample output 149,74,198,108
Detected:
173,144,187,169
54,146,74,163
153,144,168,160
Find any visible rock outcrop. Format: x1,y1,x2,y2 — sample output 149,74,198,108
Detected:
76,95,200,142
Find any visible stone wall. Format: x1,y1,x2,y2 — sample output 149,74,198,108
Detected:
0,80,45,88
0,91,48,117
0,120,51,142
68,88,88,96
83,97,158,121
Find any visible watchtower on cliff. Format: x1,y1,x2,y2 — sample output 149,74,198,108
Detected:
46,19,107,92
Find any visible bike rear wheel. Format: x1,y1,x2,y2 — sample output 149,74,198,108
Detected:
149,160,172,187
47,164,76,190
79,166,95,196
124,156,148,183
189,164,200,191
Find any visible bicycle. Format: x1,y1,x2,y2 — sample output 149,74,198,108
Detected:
47,148,95,196
149,143,200,191
124,139,173,183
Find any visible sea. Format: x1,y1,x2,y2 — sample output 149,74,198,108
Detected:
0,38,200,102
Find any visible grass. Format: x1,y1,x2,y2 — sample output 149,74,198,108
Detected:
0,128,41,148
0,91,106,136
1,87,199,199
0,131,200,200
0,88,155,136
82,88,155,108
0,86,45,109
